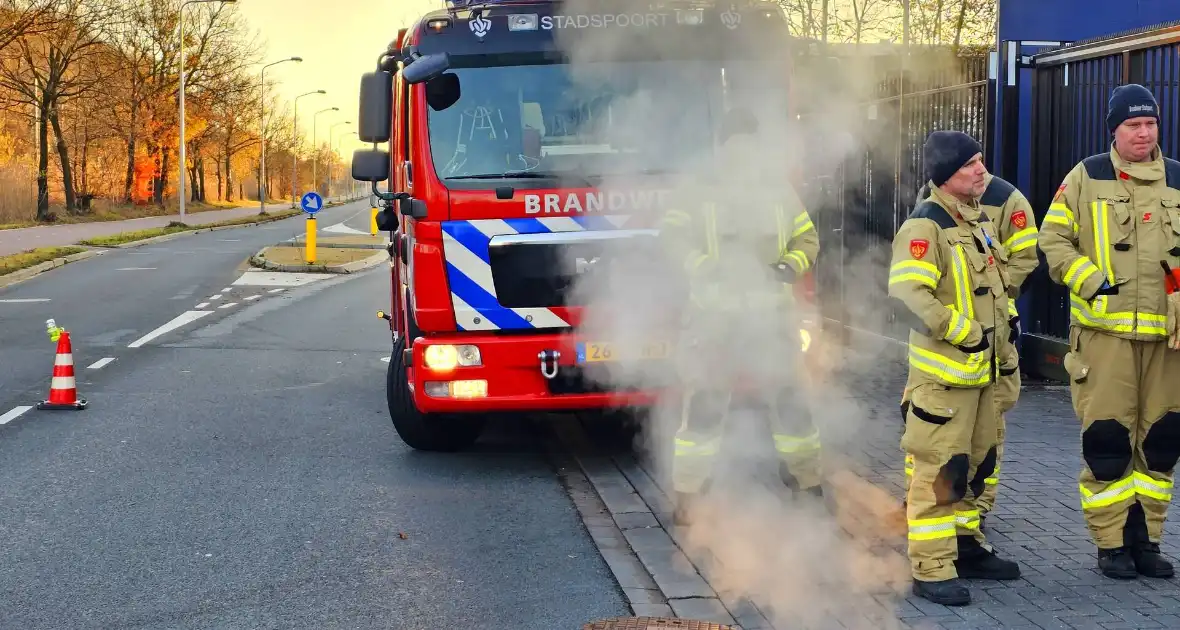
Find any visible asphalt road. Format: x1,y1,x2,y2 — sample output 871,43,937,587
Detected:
0,201,368,416
0,224,628,628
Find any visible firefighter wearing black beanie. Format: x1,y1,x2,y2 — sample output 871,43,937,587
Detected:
888,128,1023,606
1040,82,1180,582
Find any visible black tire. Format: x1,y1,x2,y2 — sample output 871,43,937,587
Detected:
386,337,485,452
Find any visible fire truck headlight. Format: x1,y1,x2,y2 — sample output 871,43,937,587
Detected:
799,329,812,353
424,344,482,370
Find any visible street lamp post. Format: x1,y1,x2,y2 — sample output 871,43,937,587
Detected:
312,107,339,196
179,0,237,225
327,121,351,199
259,56,302,214
291,89,325,207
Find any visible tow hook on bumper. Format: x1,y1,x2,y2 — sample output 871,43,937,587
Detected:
539,349,560,379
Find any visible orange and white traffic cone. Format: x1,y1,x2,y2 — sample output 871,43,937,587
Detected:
37,330,87,411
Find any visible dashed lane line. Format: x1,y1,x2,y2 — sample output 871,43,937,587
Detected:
87,357,116,370
268,288,285,293
195,302,210,309
127,310,212,348
218,302,238,309
209,294,223,300
0,406,33,425
0,298,51,303
244,295,261,301
117,267,157,271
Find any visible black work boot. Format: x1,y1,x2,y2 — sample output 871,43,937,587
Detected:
1097,547,1139,579
1124,502,1174,578
955,536,1021,580
912,578,970,606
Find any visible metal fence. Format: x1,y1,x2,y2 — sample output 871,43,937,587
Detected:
1023,22,1180,351
800,50,992,341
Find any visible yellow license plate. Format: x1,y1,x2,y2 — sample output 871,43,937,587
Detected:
577,341,672,363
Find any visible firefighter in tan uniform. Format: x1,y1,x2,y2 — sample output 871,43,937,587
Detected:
1039,84,1180,580
889,131,1022,606
903,171,1041,527
658,109,823,526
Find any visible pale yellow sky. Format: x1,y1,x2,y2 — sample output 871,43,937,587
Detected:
236,0,444,158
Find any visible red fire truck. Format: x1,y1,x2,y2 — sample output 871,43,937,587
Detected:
352,0,815,451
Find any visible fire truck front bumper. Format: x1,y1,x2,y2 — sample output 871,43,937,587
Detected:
407,332,668,414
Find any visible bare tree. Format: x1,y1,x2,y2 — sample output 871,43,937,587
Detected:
0,0,117,219
0,0,54,52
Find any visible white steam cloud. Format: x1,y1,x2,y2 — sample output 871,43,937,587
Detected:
539,4,940,627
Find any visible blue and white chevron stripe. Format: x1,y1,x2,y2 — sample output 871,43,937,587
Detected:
441,215,631,331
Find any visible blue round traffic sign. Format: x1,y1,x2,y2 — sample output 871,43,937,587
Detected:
300,191,324,215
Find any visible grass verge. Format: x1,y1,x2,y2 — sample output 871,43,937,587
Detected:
255,245,379,267
0,246,88,275
79,210,301,247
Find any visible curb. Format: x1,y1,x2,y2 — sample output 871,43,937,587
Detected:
103,212,303,250
0,248,105,290
248,246,387,274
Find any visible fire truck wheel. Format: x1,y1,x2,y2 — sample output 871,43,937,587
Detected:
386,337,485,452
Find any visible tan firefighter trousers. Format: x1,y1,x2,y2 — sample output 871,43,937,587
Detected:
903,382,998,581
1065,326,1180,549
670,310,822,496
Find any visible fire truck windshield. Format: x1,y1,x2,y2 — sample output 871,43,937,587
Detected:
426,57,787,183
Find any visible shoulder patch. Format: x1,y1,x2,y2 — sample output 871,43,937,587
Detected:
909,201,957,230
979,176,1016,208
1011,209,1028,229
1082,154,1117,181
1165,158,1180,190
909,238,930,260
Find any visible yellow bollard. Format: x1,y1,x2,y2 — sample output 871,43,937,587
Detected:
370,206,379,236
306,216,317,264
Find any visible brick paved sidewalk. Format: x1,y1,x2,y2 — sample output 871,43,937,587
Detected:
838,353,1180,630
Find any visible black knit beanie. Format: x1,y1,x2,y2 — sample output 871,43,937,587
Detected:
923,130,983,187
1106,84,1159,133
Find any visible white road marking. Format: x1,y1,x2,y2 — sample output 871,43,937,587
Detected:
232,270,334,287
87,357,116,370
218,302,238,309
268,288,285,293
222,287,233,293
380,357,390,363
127,310,212,348
209,294,222,300
218,239,241,242
244,295,261,301
117,267,157,271
195,302,209,309
323,222,368,235
0,298,51,303
0,406,33,425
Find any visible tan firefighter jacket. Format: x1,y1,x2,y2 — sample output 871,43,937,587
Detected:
1039,144,1180,341
657,186,819,312
888,186,1010,388
920,174,1040,314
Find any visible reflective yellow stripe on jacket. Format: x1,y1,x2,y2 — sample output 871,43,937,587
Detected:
780,207,815,272
888,243,991,385
1003,225,1038,254
1049,200,1168,337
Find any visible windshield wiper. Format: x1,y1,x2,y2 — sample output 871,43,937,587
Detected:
447,171,594,185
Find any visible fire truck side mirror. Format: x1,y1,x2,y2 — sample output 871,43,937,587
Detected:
352,149,391,183
401,52,450,85
358,71,393,143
